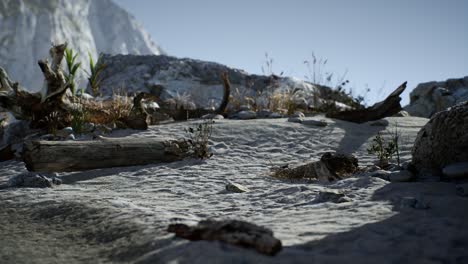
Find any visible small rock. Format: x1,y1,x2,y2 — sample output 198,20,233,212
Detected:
201,114,224,120
316,191,348,203
268,112,283,118
388,170,413,182
369,119,389,126
442,162,468,179
364,165,381,173
94,124,112,135
65,134,75,141
226,182,250,193
238,105,252,111
385,163,403,171
56,127,74,138
290,111,305,118
456,183,468,197
302,119,327,127
236,110,257,120
320,152,359,178
212,114,224,120
168,219,282,256
8,172,53,188
83,122,95,133
393,110,410,117
370,170,391,180
256,109,273,118
52,177,62,185
287,117,303,123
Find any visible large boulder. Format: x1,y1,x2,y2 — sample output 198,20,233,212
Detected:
412,101,468,175
404,76,468,118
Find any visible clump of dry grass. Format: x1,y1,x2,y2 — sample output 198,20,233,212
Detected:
184,119,214,159
42,111,67,135
81,89,132,126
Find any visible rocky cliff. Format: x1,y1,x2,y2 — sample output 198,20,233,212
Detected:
0,0,164,91
97,54,326,110
404,76,468,118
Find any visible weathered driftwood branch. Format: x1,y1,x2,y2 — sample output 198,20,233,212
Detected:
216,71,231,114
158,72,231,121
168,219,282,256
23,137,190,172
0,43,71,126
326,81,407,123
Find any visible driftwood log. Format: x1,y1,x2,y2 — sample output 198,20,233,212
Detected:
23,137,190,172
168,219,282,256
326,81,407,123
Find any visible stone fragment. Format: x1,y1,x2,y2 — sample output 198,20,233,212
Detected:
167,219,282,256
226,182,250,193
236,110,257,120
315,191,349,203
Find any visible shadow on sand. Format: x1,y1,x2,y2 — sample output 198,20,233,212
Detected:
59,158,206,184
138,181,467,264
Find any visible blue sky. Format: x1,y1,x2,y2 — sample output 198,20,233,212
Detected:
114,0,468,105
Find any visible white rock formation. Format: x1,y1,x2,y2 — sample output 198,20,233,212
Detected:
0,0,164,91
97,54,329,110
404,77,468,118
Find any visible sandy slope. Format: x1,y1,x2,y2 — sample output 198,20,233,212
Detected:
1,115,467,263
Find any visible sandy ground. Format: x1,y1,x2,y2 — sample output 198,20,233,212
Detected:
1,115,467,263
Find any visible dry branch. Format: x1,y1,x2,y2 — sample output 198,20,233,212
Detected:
326,82,407,123
0,43,72,127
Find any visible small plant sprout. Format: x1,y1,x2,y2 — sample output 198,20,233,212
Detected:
87,52,106,97
185,119,214,159
367,123,401,168
391,122,401,166
64,47,82,95
43,111,63,136
261,52,274,76
70,104,88,135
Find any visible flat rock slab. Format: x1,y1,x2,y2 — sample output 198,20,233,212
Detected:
167,219,282,256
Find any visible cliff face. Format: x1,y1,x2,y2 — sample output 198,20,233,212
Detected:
97,54,321,110
404,77,468,118
0,0,164,91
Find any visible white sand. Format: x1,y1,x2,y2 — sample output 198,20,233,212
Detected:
1,115,467,263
